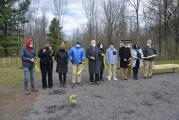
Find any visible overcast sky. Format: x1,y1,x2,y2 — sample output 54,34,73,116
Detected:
31,0,87,36
31,0,147,37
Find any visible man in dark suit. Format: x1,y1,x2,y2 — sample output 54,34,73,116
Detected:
86,40,101,85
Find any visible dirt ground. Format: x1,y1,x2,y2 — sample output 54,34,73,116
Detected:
1,64,179,120
0,88,38,120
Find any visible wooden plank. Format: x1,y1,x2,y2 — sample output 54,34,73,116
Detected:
154,64,179,70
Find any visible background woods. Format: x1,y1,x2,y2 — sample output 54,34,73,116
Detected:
0,0,179,59
74,0,179,59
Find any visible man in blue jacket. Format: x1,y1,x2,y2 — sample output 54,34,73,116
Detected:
69,41,85,87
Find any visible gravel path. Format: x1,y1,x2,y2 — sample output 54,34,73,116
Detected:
23,64,179,120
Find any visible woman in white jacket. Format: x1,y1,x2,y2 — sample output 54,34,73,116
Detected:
131,44,144,80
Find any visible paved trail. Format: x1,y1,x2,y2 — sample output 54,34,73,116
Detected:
23,64,179,120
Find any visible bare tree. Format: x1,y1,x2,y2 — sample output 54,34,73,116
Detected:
167,0,179,55
143,0,163,56
173,0,179,55
24,4,48,50
38,12,48,48
144,0,179,58
162,0,179,56
127,0,141,44
114,1,128,40
52,0,68,42
82,0,99,41
79,0,179,59
103,0,124,44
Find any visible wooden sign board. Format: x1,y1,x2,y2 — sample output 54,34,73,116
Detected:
120,40,133,48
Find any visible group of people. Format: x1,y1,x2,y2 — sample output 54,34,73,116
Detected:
21,37,157,95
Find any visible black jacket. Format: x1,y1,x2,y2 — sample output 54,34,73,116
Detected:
55,49,69,73
119,46,131,68
143,45,157,61
99,48,105,68
86,47,100,74
38,48,54,65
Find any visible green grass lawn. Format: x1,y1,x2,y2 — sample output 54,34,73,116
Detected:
0,57,40,86
0,57,41,100
155,60,179,65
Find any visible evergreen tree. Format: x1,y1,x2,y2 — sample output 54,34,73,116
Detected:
49,18,63,49
0,0,30,55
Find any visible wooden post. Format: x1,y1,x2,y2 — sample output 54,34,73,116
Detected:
3,58,6,66
8,56,11,64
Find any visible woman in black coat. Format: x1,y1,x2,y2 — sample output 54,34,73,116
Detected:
119,43,131,80
38,44,54,89
98,43,105,81
55,42,69,87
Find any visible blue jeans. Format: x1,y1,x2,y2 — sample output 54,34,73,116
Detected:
23,67,35,91
133,59,140,79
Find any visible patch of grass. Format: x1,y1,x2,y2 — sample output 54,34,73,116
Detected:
0,57,40,86
155,60,179,65
0,57,41,100
0,58,178,100
0,66,24,86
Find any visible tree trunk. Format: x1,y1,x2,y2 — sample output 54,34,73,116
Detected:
4,47,8,56
158,20,162,57
136,9,139,44
89,23,92,41
4,22,8,36
175,18,179,56
163,0,169,57
158,2,162,57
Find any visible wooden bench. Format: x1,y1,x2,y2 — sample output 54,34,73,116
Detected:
154,64,179,73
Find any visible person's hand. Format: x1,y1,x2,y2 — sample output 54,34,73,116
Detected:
91,56,95,60
101,53,104,56
43,49,46,53
71,60,74,64
30,58,35,63
79,61,84,64
49,46,52,51
124,58,127,62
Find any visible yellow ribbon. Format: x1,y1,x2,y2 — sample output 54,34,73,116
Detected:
35,64,40,72
50,51,54,56
104,54,108,70
142,54,157,59
128,64,132,77
104,54,112,80
69,94,77,104
126,58,132,77
77,63,84,75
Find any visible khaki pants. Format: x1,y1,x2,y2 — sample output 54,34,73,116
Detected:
72,64,84,84
108,64,116,79
144,61,154,77
121,68,128,80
